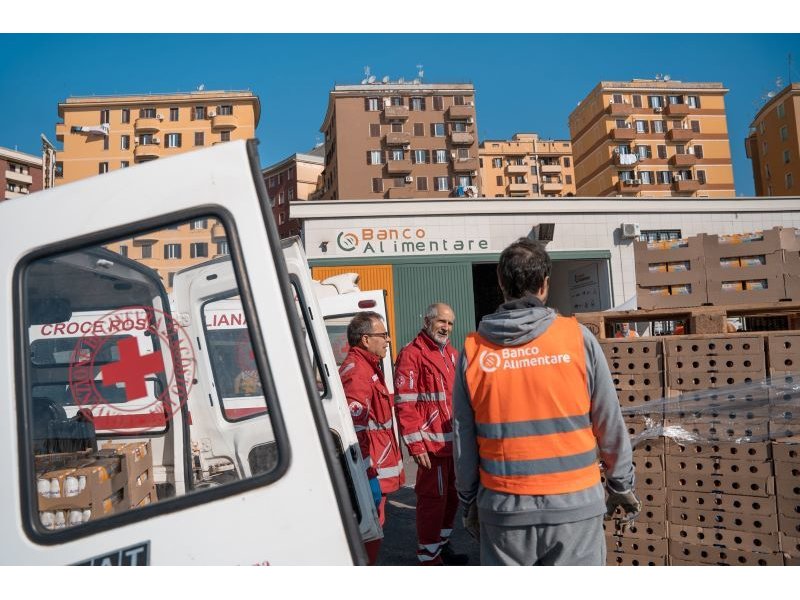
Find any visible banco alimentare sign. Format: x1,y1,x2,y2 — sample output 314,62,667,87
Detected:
333,226,489,256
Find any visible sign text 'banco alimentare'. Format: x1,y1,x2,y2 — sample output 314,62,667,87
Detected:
334,227,489,256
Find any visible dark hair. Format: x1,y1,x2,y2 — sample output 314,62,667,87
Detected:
497,238,551,300
347,311,383,347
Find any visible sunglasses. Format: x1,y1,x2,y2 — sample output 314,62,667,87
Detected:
364,332,390,340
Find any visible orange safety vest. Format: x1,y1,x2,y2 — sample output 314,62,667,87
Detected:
463,316,601,496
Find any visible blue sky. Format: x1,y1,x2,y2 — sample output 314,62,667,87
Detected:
1,33,798,196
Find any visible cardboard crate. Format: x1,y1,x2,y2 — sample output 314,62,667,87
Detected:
775,460,800,501
669,506,779,534
633,439,666,457
781,534,800,558
607,552,667,566
607,536,668,557
617,388,665,410
779,512,800,538
703,228,784,261
667,353,765,374
772,441,800,463
611,487,667,523
667,370,765,392
603,519,666,540
668,541,784,565
665,455,772,479
664,335,764,357
612,372,665,391
99,441,156,509
621,413,663,441
601,339,662,359
668,490,777,516
766,333,800,375
608,356,663,374
669,524,780,553
666,471,775,497
634,236,708,309
667,440,771,461
662,415,770,442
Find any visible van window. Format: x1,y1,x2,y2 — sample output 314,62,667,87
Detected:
20,215,284,538
289,280,328,397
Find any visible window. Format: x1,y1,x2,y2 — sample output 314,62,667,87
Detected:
139,134,155,145
366,98,380,111
390,148,404,161
372,178,383,193
564,157,571,168
452,122,467,133
615,119,627,128
766,164,772,179
165,133,182,149
697,170,707,185
636,145,651,159
648,96,663,109
103,136,109,151
98,162,109,175
390,122,403,133
763,141,768,155
639,171,653,185
369,124,380,137
417,177,428,191
457,175,472,188
190,243,208,259
496,176,503,186
217,241,229,255
433,123,445,137
780,126,789,141
777,103,786,119
394,177,405,187
434,176,449,191
390,97,403,106
759,121,766,135
120,135,130,150
288,188,294,201
658,171,671,184
140,108,157,119
278,213,285,226
368,150,383,165
784,150,791,164
195,132,204,146
687,96,701,109
119,245,128,257
141,244,153,259
668,95,683,105
413,123,424,137
120,161,129,169
693,145,704,159
531,165,538,175
565,175,572,185
640,229,682,242
652,120,665,134
100,109,110,124
169,107,179,122
492,158,502,168
413,149,429,164
657,145,667,159
433,96,443,111
410,97,425,111
531,184,540,194
454,96,465,106
220,131,231,142
218,105,233,116
121,108,130,123
190,219,208,230
632,95,642,108
787,173,794,189
194,106,206,120
635,120,648,133
612,94,623,104
675,144,686,155
619,170,634,181
164,243,182,259
690,120,701,133
457,148,469,159
435,149,448,164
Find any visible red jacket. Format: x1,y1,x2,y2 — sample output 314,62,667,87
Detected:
393,330,457,458
340,347,404,493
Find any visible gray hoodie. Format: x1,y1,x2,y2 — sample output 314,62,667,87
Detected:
453,296,634,526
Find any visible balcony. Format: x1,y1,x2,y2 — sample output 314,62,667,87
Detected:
540,164,562,175
133,144,162,160
384,105,409,120
385,132,411,146
134,117,162,132
508,183,529,194
670,153,698,167
447,105,473,120
611,127,636,141
506,164,528,174
386,159,413,174
542,182,564,193
667,128,693,142
5,169,33,185
615,179,642,193
211,114,238,130
607,102,634,117
453,157,479,172
55,122,66,142
665,103,691,117
387,187,414,199
613,153,639,167
672,178,701,193
450,132,474,145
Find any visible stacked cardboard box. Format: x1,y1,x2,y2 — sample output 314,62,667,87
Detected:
773,441,800,565
634,236,707,309
781,228,800,300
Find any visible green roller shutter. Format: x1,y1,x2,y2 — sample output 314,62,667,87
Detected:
393,262,475,352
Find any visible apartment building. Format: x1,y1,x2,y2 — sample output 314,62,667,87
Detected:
318,82,481,200
569,79,735,197
262,145,325,238
55,90,259,288
55,90,259,184
745,83,800,196
479,133,576,198
1,146,43,201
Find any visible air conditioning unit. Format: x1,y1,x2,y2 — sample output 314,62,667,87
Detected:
621,222,641,239
208,111,217,118
631,178,641,184
467,117,474,124
156,113,164,120
470,171,478,177
404,175,413,183
654,107,663,113
152,137,160,144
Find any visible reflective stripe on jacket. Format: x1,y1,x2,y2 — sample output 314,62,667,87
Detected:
340,346,405,493
463,316,600,496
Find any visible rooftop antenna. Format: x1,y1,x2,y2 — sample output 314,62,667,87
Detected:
398,77,405,84
382,75,390,84
417,64,424,82
364,65,371,77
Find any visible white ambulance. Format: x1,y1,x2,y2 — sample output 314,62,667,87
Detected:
0,140,381,565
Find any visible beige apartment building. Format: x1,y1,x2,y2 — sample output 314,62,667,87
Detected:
746,83,800,196
569,79,735,197
1,147,43,201
318,82,481,200
263,146,325,238
55,90,259,288
479,134,576,198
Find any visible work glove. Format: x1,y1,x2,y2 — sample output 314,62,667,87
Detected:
369,477,382,507
605,489,642,523
462,502,480,541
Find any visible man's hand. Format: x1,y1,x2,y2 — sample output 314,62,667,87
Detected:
412,451,431,470
605,489,642,523
462,502,480,541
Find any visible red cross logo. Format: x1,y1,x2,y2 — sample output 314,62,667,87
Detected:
101,338,165,401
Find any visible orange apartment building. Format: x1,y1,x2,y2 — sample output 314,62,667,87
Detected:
746,83,800,196
1,146,43,201
54,90,260,288
262,145,325,238
317,82,481,199
569,79,735,197
479,133,576,197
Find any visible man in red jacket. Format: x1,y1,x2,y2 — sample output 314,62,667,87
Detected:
394,303,469,565
339,311,404,565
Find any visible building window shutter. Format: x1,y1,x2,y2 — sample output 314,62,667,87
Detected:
691,120,701,133
642,121,650,134
632,95,642,108
658,145,667,159
694,145,704,159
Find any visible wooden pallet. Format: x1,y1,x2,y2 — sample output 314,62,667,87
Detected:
576,301,800,339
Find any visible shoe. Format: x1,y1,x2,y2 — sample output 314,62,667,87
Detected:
440,544,469,566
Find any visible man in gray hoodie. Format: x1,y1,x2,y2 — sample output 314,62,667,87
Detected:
453,238,639,566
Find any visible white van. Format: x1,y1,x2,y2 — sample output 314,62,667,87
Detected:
0,140,379,565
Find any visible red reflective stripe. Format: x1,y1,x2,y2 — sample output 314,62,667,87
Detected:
224,407,268,419
92,412,166,430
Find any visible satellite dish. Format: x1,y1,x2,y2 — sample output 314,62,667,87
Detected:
663,74,671,81
368,75,376,84
767,91,776,98
413,78,420,84
382,76,390,83
361,79,368,85
198,83,205,91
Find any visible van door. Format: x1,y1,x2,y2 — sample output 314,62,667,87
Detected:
0,140,366,564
